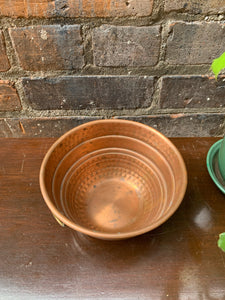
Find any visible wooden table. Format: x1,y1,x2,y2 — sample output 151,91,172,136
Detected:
1,137,225,299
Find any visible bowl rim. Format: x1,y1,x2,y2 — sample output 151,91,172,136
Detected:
206,139,225,194
39,119,187,240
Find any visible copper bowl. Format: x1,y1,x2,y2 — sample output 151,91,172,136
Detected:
40,119,187,240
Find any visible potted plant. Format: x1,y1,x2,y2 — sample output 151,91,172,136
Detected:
210,51,225,79
207,51,225,251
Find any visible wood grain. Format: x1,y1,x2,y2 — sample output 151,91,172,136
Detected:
1,137,225,299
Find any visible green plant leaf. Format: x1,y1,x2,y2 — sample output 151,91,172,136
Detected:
218,232,225,252
210,52,225,79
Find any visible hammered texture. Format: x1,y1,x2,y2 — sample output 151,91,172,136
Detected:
60,151,164,233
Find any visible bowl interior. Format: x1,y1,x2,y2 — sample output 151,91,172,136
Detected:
59,148,167,233
52,135,175,218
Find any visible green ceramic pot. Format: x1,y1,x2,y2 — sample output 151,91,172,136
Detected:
207,138,225,194
218,137,225,181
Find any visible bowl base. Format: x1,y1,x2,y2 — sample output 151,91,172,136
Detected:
86,178,143,232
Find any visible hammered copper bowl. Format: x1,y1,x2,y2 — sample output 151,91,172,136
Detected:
40,119,187,240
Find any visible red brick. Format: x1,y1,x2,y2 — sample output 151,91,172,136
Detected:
0,117,102,137
0,0,153,18
160,76,225,109
93,25,161,67
165,0,225,14
1,114,223,138
0,31,10,71
9,25,84,71
0,81,21,111
22,76,155,110
0,0,54,18
117,114,224,137
65,0,153,17
166,22,225,64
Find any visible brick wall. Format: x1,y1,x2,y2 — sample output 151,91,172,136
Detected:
0,0,225,137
